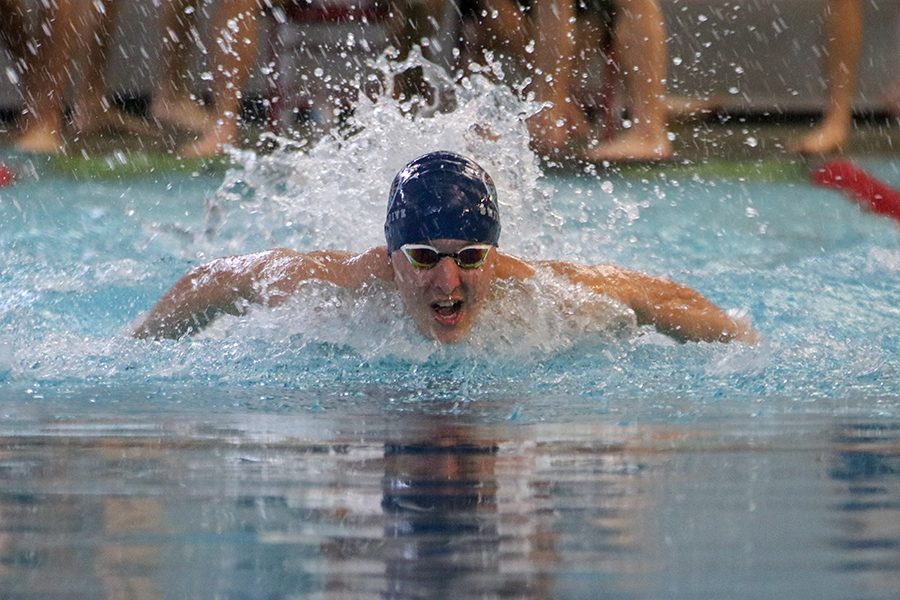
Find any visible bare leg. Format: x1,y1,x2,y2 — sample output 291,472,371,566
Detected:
384,0,448,57
70,0,156,137
478,0,530,58
882,4,900,118
13,0,76,154
179,0,264,157
526,0,589,156
788,0,862,155
583,0,671,162
664,95,719,122
883,79,900,119
150,0,213,133
0,0,29,63
384,0,448,104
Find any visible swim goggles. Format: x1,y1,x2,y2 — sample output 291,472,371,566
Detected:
399,244,493,270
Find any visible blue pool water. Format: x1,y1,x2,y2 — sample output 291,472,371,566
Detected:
3,154,897,414
1,66,899,596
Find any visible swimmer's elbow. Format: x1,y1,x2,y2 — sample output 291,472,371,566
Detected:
132,310,203,340
133,302,241,340
132,318,177,341
131,319,156,340
133,261,256,341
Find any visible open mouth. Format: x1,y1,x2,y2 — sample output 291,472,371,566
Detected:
431,299,463,326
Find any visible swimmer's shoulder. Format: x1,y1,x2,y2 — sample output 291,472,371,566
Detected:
533,259,624,281
495,254,624,284
257,246,393,289
345,246,394,283
494,251,536,280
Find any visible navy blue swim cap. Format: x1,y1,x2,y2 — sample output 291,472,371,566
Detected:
385,151,501,253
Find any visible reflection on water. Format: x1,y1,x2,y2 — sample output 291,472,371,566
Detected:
0,398,897,599
829,422,900,593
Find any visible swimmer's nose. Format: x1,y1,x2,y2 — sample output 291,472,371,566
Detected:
431,257,462,294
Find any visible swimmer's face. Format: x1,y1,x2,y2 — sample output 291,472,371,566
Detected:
390,239,496,343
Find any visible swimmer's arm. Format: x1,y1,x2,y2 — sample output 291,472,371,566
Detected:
133,247,391,340
541,261,757,343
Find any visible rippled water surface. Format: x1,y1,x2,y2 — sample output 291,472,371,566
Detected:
2,60,899,597
0,397,898,599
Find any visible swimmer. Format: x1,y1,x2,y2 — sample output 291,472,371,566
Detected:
133,151,757,344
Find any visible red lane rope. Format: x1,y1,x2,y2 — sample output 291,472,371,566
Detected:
0,163,14,187
811,159,900,223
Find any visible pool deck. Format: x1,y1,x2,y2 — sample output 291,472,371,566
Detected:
2,0,900,173
2,110,897,182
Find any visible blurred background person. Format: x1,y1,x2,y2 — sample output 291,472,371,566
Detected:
455,0,672,162
525,0,592,157
788,0,862,155
882,0,900,120
151,0,268,157
578,0,671,162
0,0,76,154
69,0,158,140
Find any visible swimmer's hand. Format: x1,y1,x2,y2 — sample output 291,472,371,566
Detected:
729,314,759,345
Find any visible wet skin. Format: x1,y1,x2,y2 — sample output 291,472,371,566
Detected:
134,239,756,344
390,239,496,343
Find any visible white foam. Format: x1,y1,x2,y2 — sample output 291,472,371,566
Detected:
203,49,556,259
190,267,637,364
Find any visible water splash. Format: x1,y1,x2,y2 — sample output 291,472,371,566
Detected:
0,51,642,391
197,266,636,362
204,49,559,258
4,49,899,417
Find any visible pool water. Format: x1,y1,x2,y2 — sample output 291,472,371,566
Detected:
1,63,899,597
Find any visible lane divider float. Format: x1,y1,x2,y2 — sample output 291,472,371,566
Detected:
811,159,900,223
0,163,14,187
